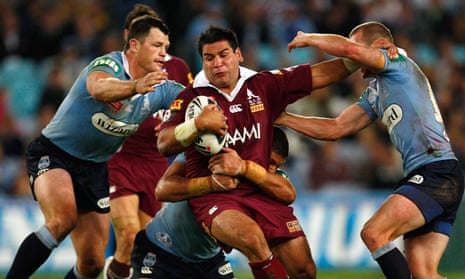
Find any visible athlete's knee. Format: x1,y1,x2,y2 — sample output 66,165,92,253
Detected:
411,268,439,279
237,229,270,261
288,264,316,279
46,214,78,242
282,254,316,279
115,221,139,243
360,222,385,251
409,260,440,279
77,257,105,278
117,227,138,246
113,216,140,234
241,232,267,251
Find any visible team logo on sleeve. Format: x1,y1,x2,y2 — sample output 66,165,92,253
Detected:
286,220,302,233
89,57,121,74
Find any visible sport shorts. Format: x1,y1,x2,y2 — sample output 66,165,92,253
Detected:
25,135,110,213
131,230,235,279
395,159,464,237
188,192,305,248
108,154,167,216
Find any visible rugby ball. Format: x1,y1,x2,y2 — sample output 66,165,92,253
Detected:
185,96,226,156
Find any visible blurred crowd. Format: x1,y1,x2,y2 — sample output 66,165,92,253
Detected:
1,0,464,196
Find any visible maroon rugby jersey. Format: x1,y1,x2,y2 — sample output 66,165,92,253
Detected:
161,64,312,197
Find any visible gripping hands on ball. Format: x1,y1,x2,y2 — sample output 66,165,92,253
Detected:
177,96,228,155
174,103,227,147
195,104,228,135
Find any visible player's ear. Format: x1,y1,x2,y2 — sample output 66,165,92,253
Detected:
129,37,140,51
235,47,244,63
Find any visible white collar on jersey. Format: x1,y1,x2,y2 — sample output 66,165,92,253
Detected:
122,51,132,79
398,48,407,57
193,66,257,102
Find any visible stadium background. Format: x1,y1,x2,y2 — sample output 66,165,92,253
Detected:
0,0,464,278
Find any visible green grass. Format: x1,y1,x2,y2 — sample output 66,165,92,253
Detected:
2,270,464,279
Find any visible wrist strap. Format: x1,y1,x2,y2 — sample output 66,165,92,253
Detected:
242,161,267,185
211,174,229,191
174,118,198,147
187,177,212,196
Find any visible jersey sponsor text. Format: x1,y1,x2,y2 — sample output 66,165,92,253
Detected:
91,112,139,136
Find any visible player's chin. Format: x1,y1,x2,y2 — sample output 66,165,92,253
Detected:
153,62,164,71
212,77,228,88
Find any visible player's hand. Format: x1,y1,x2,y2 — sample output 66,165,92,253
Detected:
210,174,239,192
195,105,228,136
288,31,312,53
372,38,399,59
135,71,169,94
208,148,243,176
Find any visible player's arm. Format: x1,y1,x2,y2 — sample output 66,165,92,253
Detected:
156,157,239,202
275,103,372,141
308,58,354,90
157,104,228,156
208,148,296,204
288,32,386,72
86,70,168,102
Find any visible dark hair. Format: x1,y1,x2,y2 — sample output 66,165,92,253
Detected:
197,26,239,56
272,126,289,159
349,21,394,45
124,4,160,30
124,16,170,51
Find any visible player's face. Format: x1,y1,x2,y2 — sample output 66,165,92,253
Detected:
201,40,244,94
135,27,169,73
268,151,286,174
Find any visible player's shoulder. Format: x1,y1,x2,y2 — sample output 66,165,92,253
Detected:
256,64,310,80
88,51,124,75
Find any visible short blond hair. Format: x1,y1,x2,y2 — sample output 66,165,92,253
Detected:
349,21,394,45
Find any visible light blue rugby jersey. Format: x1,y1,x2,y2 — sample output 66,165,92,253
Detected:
145,153,221,262
42,51,184,162
357,49,456,175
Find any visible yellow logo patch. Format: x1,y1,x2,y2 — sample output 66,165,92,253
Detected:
286,220,302,233
170,99,184,111
250,103,264,113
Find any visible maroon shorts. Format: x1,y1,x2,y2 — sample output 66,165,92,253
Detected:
188,192,305,246
108,154,168,216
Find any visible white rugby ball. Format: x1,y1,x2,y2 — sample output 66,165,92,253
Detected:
185,95,226,156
